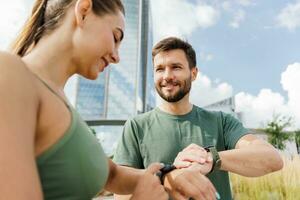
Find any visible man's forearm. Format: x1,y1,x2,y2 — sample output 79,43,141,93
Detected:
219,143,283,177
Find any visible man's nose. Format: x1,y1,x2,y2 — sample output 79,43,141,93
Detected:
163,68,174,80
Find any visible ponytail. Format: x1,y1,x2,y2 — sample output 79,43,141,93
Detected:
10,0,125,57
10,0,47,57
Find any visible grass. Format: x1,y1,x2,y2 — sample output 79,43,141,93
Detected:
230,155,300,200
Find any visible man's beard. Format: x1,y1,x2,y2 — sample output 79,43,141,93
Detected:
156,76,192,103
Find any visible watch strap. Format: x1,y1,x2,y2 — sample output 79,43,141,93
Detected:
204,145,221,173
156,164,176,184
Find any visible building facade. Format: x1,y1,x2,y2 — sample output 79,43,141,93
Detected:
204,96,238,117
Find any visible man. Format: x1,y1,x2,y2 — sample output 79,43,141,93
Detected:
113,37,283,200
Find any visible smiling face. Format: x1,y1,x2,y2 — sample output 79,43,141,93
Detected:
154,49,198,102
72,5,125,80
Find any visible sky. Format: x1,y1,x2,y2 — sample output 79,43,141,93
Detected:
0,0,299,129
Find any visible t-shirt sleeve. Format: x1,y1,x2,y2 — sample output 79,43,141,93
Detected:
221,112,249,150
113,119,144,168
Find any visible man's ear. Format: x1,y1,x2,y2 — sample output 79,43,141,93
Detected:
74,0,93,27
191,67,198,81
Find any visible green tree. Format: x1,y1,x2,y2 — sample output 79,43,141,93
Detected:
294,130,300,154
264,115,293,150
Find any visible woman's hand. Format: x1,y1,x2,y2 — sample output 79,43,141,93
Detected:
131,163,168,200
164,167,217,200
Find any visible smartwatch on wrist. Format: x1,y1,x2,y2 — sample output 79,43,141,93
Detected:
204,145,222,173
156,164,176,184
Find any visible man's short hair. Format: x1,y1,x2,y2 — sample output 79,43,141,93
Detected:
152,37,197,69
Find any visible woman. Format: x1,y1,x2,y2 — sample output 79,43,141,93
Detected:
0,0,168,199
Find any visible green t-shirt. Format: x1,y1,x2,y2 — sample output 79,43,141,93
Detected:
113,105,249,200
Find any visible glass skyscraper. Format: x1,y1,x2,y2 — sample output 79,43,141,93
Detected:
65,0,154,155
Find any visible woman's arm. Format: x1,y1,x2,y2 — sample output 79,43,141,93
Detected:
0,52,43,199
105,160,168,200
112,163,217,200
105,160,143,194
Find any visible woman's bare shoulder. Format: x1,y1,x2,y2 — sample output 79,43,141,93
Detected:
0,51,38,96
0,51,27,71
0,51,36,83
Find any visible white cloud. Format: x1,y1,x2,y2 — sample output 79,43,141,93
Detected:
0,0,29,50
235,89,288,128
151,0,219,42
195,5,220,28
230,9,245,28
236,63,300,129
190,73,233,107
221,0,254,28
281,63,300,123
277,1,300,31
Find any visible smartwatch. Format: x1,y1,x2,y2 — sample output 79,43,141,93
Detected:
156,164,177,184
204,145,222,173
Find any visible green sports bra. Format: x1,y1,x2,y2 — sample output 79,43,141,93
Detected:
35,76,109,200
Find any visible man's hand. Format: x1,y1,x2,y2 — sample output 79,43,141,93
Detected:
130,163,168,200
164,166,217,200
174,143,213,175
